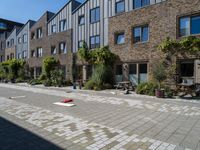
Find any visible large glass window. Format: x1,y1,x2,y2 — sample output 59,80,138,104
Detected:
116,0,125,14
59,20,66,32
78,15,85,25
133,0,150,9
115,65,123,83
116,33,125,44
139,64,147,83
179,15,200,36
133,25,149,43
129,64,138,85
90,7,100,23
90,35,100,49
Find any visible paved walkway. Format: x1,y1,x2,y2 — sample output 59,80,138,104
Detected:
0,83,200,150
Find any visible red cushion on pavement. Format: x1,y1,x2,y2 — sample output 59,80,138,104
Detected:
62,99,73,103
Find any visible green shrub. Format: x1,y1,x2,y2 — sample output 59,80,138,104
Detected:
43,57,59,79
50,69,65,87
164,86,174,98
136,82,174,97
39,74,46,81
28,79,42,85
84,64,114,90
84,80,96,90
64,79,73,86
15,78,25,83
136,82,158,96
43,79,52,87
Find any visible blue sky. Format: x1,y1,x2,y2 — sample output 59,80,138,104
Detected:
0,0,85,23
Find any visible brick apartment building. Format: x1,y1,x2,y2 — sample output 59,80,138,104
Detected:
0,18,23,62
108,0,200,84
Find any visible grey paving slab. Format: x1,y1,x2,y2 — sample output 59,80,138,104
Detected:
0,84,200,149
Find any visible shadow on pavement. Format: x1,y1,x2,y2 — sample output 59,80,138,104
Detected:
0,117,64,150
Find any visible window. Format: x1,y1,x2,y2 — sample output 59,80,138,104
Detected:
7,41,10,47
23,34,27,43
1,42,4,50
10,39,14,46
52,25,56,33
90,7,100,23
180,17,190,36
37,48,43,57
139,63,147,83
133,25,149,43
22,51,27,59
78,41,84,49
10,39,15,46
51,46,56,55
116,33,125,44
115,65,123,82
116,0,125,14
10,53,14,59
31,50,35,57
90,35,100,49
31,32,35,39
179,15,200,37
180,62,194,77
0,22,7,30
59,42,67,54
18,53,22,59
0,55,3,62
79,15,85,25
59,20,66,32
37,28,42,39
18,37,22,44
133,0,150,9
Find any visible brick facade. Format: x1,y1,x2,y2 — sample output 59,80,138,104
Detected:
28,11,73,80
108,0,200,84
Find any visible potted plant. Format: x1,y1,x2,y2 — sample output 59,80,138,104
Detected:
152,62,167,98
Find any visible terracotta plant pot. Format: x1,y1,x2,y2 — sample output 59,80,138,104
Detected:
155,89,165,98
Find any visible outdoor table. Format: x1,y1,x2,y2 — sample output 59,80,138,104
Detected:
115,81,135,91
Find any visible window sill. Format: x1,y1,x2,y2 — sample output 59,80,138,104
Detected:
115,43,126,46
90,21,100,24
78,24,85,26
133,41,149,45
115,11,125,16
178,34,200,38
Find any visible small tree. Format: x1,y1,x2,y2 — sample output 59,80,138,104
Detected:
152,62,167,89
42,57,59,79
158,36,200,85
78,43,118,90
